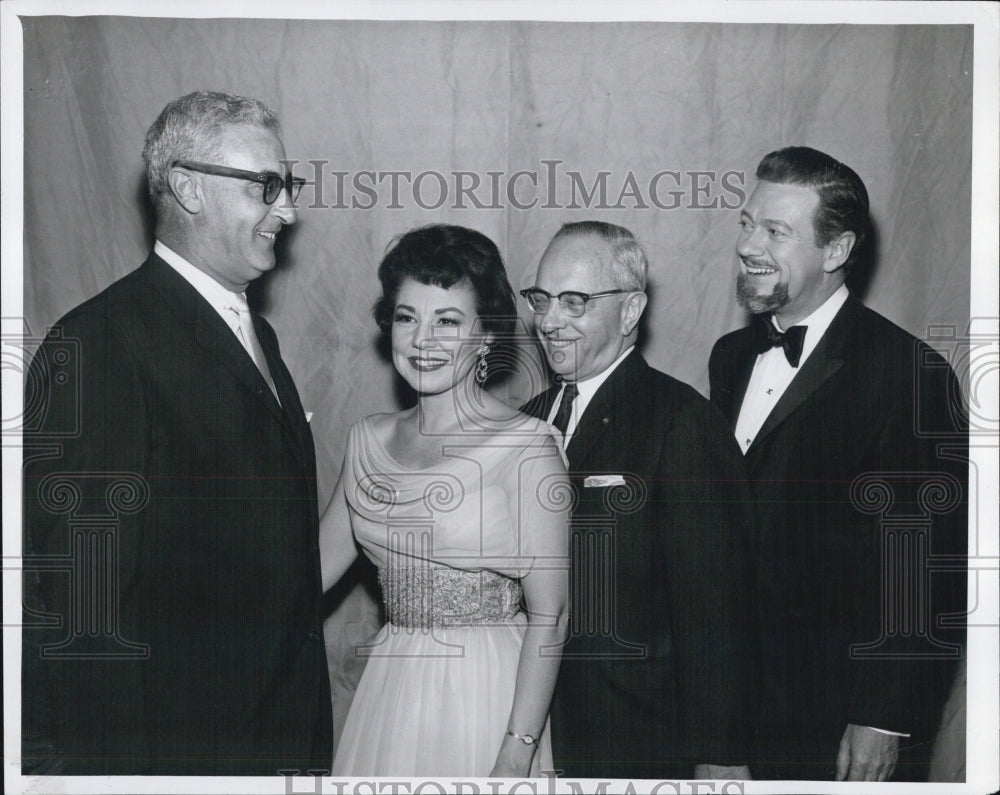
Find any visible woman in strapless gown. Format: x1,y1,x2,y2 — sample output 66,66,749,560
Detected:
319,225,570,778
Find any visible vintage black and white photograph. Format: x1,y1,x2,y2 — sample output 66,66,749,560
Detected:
2,1,997,793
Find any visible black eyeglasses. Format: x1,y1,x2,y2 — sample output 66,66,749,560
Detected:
519,287,627,317
172,160,305,205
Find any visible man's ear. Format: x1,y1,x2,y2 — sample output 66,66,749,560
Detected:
823,231,856,274
167,167,202,214
620,292,648,336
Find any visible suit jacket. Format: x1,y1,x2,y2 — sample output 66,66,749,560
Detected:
523,350,758,779
709,295,967,780
22,253,332,775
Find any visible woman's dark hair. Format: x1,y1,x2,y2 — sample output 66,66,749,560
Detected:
374,224,517,341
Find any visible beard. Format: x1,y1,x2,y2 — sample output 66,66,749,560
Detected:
737,271,790,315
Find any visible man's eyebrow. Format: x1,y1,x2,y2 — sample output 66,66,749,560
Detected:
739,210,794,231
760,216,794,231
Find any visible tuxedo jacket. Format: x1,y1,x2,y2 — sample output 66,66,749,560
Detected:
523,351,758,779
709,295,967,779
22,254,332,775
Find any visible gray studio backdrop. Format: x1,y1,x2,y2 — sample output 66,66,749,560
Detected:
21,16,972,751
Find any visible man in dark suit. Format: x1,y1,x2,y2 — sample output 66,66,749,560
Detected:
521,221,757,780
22,91,332,775
709,146,967,781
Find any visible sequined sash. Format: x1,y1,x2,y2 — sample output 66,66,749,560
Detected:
379,566,523,628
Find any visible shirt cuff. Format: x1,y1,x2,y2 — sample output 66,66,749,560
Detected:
865,725,911,737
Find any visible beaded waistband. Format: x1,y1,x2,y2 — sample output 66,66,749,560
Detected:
378,566,523,628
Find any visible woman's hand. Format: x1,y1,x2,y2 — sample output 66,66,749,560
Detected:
489,733,537,778
492,431,570,779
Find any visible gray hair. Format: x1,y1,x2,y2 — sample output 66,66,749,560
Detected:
550,220,648,291
141,90,280,211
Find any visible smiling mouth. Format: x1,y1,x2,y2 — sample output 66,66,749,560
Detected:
258,230,278,241
742,257,778,276
408,356,450,371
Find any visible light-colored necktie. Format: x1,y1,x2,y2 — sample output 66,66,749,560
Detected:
225,298,280,404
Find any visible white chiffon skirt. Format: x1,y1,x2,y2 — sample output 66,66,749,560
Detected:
332,616,553,777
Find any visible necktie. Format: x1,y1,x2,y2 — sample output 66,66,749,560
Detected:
754,316,807,367
226,299,280,403
551,382,578,435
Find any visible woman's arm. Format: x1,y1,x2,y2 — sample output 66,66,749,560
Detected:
491,435,571,777
319,469,359,592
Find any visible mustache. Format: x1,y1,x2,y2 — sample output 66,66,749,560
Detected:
740,255,775,269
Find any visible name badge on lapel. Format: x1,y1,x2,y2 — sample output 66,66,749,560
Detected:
584,475,626,488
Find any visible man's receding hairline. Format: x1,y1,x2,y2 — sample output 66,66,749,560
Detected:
542,229,615,270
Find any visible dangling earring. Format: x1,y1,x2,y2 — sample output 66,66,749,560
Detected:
475,345,490,385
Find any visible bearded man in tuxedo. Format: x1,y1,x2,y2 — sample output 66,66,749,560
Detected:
709,146,967,781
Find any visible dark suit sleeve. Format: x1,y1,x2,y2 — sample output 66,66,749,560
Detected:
22,310,151,774
845,347,967,737
657,396,759,765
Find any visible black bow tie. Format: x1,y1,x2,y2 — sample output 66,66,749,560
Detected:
754,316,807,367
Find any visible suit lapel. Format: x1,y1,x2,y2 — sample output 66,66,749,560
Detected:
194,304,279,409
565,351,644,469
255,316,313,471
716,330,757,427
749,298,854,450
145,255,306,467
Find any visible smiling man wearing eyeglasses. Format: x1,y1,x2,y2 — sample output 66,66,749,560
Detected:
22,91,331,776
521,221,757,780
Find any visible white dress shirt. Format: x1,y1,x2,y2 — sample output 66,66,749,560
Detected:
546,346,635,449
155,240,280,404
154,240,254,353
734,285,849,454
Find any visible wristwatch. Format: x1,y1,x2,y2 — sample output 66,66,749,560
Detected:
505,730,537,746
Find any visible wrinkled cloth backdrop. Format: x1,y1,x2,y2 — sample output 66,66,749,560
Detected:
21,17,971,769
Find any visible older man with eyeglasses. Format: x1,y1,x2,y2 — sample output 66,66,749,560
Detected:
521,221,758,780
22,90,331,775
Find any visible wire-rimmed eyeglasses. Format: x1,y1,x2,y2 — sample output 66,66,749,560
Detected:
171,160,305,205
519,287,627,317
